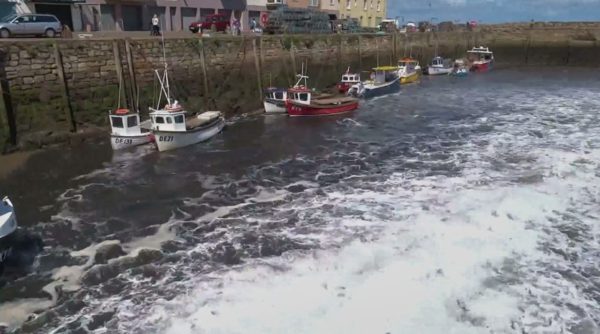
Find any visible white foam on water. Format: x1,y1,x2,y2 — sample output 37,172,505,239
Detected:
0,298,54,328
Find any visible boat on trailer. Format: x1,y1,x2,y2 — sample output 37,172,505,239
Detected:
285,71,359,117
347,66,400,99
109,109,153,150
0,196,17,269
467,46,494,72
336,68,361,94
150,65,225,152
425,56,453,75
397,57,421,84
263,87,288,114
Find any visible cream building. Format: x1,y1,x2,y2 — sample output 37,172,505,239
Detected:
338,0,386,28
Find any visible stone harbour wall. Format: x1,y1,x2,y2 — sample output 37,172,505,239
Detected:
1,24,600,152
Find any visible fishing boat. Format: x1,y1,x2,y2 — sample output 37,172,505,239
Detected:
467,46,494,72
263,87,288,114
449,59,469,77
150,66,225,152
109,109,153,150
425,56,453,75
336,68,361,94
286,71,359,117
0,196,17,268
397,57,421,84
347,66,400,99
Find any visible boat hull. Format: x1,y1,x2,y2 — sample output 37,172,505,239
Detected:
349,78,400,99
286,100,359,117
110,133,154,150
426,67,453,75
263,99,287,114
400,72,420,84
337,82,354,94
0,198,17,267
153,117,225,152
470,60,493,72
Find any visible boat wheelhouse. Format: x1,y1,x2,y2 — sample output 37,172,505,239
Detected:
109,109,153,150
467,46,494,72
347,66,400,99
263,87,288,114
397,57,421,84
336,69,361,94
425,56,453,76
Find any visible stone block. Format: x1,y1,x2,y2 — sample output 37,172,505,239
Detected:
23,77,34,84
19,50,30,59
45,73,57,80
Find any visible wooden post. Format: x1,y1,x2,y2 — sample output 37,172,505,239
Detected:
53,42,76,132
198,39,210,104
392,33,397,61
112,40,127,108
375,36,380,67
337,34,343,73
124,39,137,110
289,41,297,75
252,38,263,100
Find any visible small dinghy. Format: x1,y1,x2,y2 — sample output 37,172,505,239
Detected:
109,109,153,150
398,57,421,84
263,87,288,114
449,59,469,77
0,196,18,267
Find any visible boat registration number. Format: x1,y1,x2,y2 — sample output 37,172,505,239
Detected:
159,136,174,142
114,138,133,145
0,247,12,262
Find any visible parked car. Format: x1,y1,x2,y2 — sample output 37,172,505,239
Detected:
189,14,230,33
0,14,62,38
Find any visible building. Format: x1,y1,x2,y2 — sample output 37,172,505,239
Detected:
338,0,385,28
13,0,248,33
319,0,339,19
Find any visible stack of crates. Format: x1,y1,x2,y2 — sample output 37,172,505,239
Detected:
264,7,332,34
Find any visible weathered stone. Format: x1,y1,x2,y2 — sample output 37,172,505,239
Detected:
93,243,125,264
23,77,34,84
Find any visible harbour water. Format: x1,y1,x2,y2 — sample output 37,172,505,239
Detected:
1,68,599,333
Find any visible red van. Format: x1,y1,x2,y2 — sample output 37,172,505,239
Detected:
189,14,230,33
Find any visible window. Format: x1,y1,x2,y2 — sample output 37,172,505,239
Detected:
37,15,57,23
343,76,348,81
127,115,138,127
377,1,381,11
309,0,319,6
111,116,124,128
274,92,284,99
166,117,173,124
299,93,309,101
363,0,367,10
16,15,33,23
330,0,335,5
354,0,357,7
174,115,184,123
155,116,165,124
346,0,351,9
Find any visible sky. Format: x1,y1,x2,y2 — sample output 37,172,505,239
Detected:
387,0,600,23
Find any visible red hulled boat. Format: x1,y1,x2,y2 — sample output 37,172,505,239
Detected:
336,67,361,94
286,68,359,117
467,46,494,72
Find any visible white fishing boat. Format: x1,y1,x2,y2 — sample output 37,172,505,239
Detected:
425,56,453,75
109,109,153,150
397,57,421,84
263,87,288,114
0,196,17,267
149,67,224,152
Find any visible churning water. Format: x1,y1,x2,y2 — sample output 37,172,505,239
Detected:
1,68,599,334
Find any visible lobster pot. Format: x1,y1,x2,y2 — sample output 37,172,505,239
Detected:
265,7,331,34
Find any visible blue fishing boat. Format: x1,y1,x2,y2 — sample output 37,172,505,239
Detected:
347,66,400,99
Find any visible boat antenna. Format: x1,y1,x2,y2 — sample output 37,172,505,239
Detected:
116,67,122,110
136,83,140,113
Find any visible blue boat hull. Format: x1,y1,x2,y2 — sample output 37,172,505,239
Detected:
361,79,401,99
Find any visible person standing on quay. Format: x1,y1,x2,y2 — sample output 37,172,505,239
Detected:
151,14,160,36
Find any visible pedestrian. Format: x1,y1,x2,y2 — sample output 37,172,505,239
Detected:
233,18,241,35
250,18,257,32
151,14,160,36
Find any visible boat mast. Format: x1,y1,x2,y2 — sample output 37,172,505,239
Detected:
294,62,309,88
154,17,172,109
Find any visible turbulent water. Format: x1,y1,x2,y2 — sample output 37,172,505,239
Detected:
1,68,599,334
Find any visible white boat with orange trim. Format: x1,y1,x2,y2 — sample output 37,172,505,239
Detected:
0,196,17,268
109,108,153,150
150,65,224,152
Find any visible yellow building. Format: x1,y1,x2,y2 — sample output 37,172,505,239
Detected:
338,0,386,28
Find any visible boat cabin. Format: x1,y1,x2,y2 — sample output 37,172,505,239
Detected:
341,73,360,84
398,57,419,68
109,109,143,136
370,66,397,84
288,87,312,105
467,46,494,62
149,102,187,132
264,87,287,101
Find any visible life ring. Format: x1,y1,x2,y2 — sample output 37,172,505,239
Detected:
115,108,129,115
260,13,268,26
